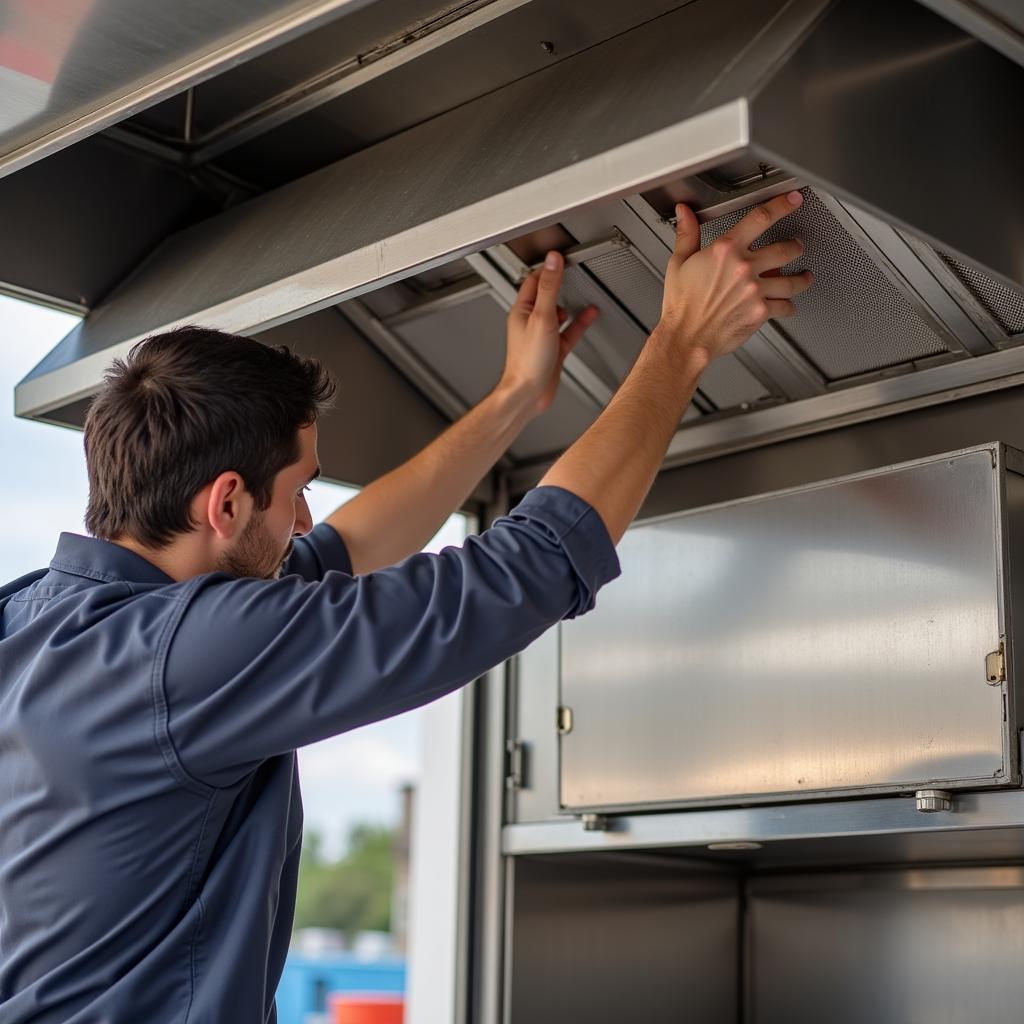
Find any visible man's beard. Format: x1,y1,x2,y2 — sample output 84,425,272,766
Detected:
217,511,294,580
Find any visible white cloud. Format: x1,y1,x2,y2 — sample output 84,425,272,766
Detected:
300,727,418,788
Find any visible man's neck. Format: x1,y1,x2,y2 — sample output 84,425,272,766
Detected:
112,535,215,583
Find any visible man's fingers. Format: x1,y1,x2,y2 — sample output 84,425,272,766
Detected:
534,251,564,320
751,239,804,274
761,270,814,299
726,190,804,250
764,298,797,319
672,202,701,262
560,305,600,352
513,270,541,314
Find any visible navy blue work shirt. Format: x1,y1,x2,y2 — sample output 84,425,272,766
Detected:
0,486,618,1023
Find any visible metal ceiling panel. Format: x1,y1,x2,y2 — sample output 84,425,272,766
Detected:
0,0,367,177
387,294,597,459
19,0,835,419
201,0,696,185
700,190,951,382
0,136,212,309
174,0,468,136
388,296,507,402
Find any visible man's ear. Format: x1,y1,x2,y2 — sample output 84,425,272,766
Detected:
204,471,250,540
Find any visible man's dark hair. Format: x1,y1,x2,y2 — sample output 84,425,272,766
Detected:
84,326,335,547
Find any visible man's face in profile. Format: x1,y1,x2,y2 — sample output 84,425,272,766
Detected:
216,423,318,580
218,508,294,579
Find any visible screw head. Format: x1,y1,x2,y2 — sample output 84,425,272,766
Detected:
540,40,555,54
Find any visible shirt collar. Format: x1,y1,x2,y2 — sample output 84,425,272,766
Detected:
50,532,175,586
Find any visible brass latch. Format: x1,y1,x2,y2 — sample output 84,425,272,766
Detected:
985,643,1006,686
557,705,574,735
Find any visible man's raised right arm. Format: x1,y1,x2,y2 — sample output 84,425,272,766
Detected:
541,191,812,543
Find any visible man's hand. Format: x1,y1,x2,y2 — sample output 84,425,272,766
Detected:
326,249,598,573
659,190,813,363
540,190,812,543
499,252,599,417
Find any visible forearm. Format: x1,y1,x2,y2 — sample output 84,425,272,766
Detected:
327,382,534,573
540,326,708,544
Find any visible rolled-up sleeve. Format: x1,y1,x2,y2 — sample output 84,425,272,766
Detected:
163,486,619,787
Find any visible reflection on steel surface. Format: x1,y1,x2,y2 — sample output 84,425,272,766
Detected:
560,446,1014,811
752,866,1024,1024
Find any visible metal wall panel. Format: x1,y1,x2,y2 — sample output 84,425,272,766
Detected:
640,384,1024,520
1003,469,1024,754
750,868,1024,1024
509,387,1024,827
560,447,1012,812
508,629,562,824
509,855,738,1024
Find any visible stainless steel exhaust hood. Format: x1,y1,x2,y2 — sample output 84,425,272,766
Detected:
9,0,1024,487
0,0,370,178
15,0,812,420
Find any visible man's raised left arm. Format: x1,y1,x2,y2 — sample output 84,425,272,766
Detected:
325,254,598,574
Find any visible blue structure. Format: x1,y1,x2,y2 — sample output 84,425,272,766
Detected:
276,953,406,1024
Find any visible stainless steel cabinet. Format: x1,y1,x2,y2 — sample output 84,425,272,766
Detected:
559,444,1024,811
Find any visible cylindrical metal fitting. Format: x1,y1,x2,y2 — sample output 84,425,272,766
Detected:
915,789,952,812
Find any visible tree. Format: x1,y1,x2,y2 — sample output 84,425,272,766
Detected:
293,823,395,940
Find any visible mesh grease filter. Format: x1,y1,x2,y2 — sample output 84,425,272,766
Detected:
557,260,645,388
941,255,1024,336
700,189,949,381
583,244,769,409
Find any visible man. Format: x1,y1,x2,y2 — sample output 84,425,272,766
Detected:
0,194,810,1022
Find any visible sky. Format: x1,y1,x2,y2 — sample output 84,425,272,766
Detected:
0,294,466,859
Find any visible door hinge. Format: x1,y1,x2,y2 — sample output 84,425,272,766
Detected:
505,739,526,790
557,705,574,735
986,642,1006,685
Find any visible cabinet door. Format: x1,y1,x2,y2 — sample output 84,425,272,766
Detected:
560,450,1010,811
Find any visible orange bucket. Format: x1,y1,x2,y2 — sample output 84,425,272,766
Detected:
329,994,404,1024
